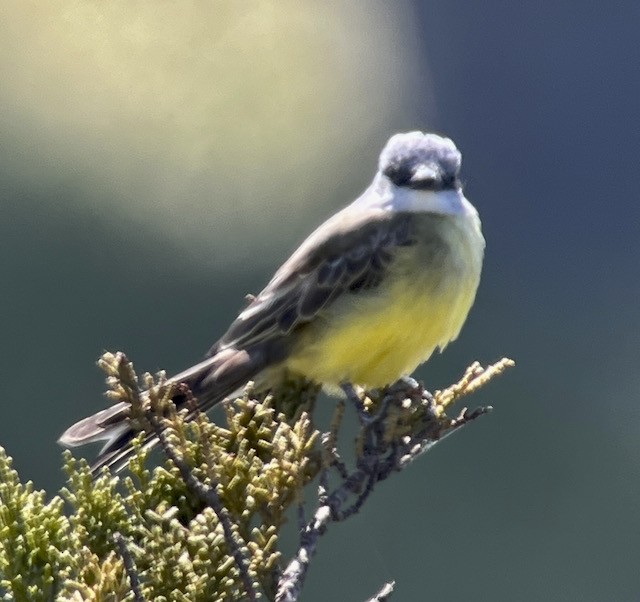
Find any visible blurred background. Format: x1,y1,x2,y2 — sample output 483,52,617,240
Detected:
1,1,639,600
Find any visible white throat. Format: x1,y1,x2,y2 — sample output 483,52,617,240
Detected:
359,173,478,218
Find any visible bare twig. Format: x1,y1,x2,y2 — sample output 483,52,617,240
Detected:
341,383,368,421
114,532,145,602
276,358,514,602
366,581,395,602
275,504,331,602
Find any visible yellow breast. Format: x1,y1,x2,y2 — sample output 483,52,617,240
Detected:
286,214,483,388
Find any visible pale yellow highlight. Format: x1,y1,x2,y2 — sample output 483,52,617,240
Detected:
0,2,434,271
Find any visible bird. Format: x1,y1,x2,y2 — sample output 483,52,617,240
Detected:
59,131,485,473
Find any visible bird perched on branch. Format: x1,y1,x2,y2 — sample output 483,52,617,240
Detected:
59,131,484,473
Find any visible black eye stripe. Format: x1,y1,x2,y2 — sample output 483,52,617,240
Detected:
382,163,412,187
383,161,458,191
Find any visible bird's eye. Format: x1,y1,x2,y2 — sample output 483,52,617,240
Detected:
440,173,458,189
383,163,412,187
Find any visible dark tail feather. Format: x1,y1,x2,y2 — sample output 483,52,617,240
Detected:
58,348,265,475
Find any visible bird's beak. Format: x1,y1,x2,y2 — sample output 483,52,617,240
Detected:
409,164,439,188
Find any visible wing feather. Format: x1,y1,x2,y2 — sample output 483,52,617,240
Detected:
209,208,417,356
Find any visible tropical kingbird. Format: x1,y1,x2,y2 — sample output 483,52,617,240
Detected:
59,131,485,472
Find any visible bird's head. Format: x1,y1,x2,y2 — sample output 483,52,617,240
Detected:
379,131,462,192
